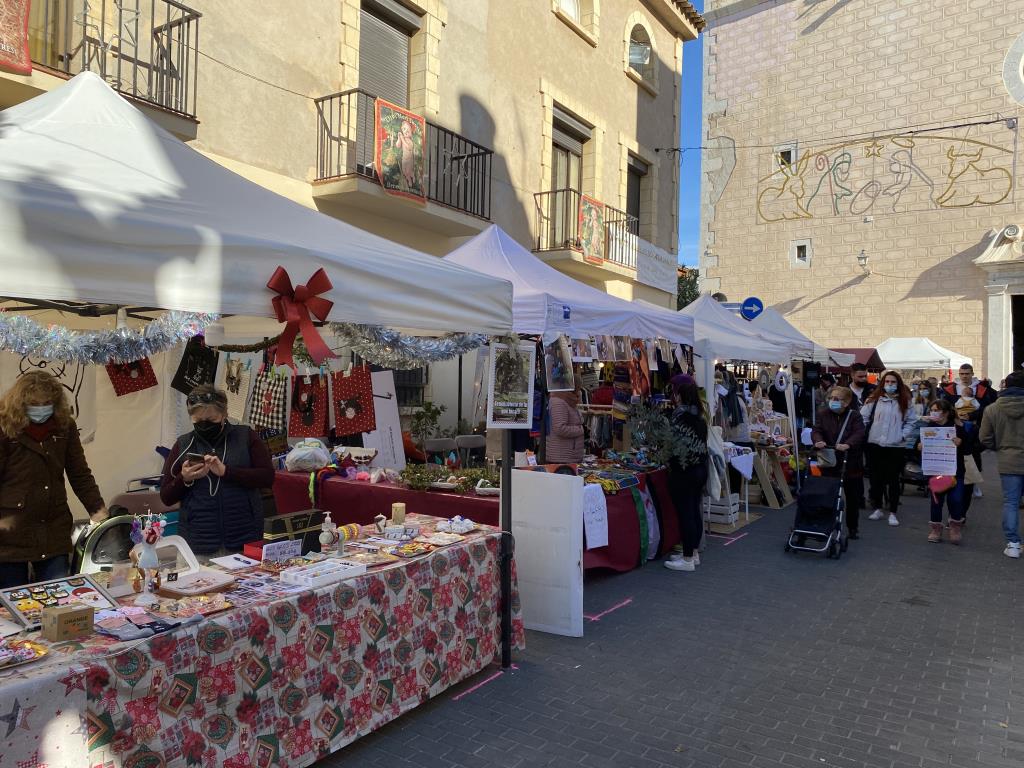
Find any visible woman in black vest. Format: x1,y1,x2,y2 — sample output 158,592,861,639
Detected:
160,385,274,556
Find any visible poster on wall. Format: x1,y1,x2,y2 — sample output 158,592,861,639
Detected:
374,98,427,202
578,195,606,264
486,342,536,429
0,1,32,75
362,370,406,470
544,336,575,392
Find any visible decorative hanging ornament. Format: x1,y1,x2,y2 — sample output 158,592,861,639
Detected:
775,369,791,391
0,311,217,365
325,323,489,370
267,266,337,368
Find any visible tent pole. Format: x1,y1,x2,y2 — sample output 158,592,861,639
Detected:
499,428,513,669
457,355,464,426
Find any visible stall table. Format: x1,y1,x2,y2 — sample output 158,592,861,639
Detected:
0,524,522,768
274,471,499,527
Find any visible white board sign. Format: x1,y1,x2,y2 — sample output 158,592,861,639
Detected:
362,370,406,470
509,470,584,637
921,426,957,476
581,483,608,549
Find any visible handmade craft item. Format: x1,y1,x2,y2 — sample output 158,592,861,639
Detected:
105,357,158,396
288,373,329,437
331,366,377,436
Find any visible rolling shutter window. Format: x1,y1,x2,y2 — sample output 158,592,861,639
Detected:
359,8,410,107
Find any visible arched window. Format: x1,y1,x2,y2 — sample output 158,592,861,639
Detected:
557,0,580,23
628,24,653,83
552,0,598,44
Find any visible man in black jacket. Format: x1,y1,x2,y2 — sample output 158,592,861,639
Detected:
848,363,875,408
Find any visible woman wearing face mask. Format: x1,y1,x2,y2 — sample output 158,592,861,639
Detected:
811,386,866,538
916,399,976,544
861,371,915,526
160,385,275,557
0,371,108,588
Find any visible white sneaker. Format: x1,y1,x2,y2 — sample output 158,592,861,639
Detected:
868,509,884,521
888,514,900,527
664,558,696,571
667,551,685,562
973,486,983,498
1005,543,1021,559
693,552,701,566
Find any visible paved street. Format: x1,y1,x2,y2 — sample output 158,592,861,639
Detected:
331,468,1024,768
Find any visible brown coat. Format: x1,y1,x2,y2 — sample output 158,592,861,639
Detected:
0,421,104,562
546,394,584,464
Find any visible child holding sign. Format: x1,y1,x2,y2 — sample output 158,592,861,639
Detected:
916,400,977,545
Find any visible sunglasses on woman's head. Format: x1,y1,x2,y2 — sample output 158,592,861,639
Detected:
187,392,223,406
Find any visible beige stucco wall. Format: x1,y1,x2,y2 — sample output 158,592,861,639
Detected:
181,0,688,304
700,0,1024,376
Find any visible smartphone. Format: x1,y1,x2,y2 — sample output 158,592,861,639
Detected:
184,452,207,465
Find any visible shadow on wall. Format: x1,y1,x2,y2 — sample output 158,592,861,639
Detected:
902,233,990,301
771,271,868,318
457,93,531,249
798,0,855,36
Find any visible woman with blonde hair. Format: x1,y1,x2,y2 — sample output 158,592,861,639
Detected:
0,371,107,588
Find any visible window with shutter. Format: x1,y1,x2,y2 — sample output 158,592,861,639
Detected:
359,7,411,107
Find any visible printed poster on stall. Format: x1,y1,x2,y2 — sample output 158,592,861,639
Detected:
362,370,406,470
921,426,957,476
487,342,536,429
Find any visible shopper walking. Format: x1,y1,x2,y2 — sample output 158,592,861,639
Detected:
861,371,914,526
664,374,709,572
811,386,866,538
979,371,1024,558
917,400,976,544
0,372,108,588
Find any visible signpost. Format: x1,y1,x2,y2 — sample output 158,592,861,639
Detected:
740,296,764,321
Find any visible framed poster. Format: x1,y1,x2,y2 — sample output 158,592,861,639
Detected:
571,338,593,363
0,574,117,629
544,336,575,392
578,195,606,264
595,335,615,362
374,98,427,202
612,336,631,362
486,342,536,429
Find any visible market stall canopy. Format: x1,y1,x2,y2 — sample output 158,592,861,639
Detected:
729,306,855,366
0,73,513,336
876,337,972,371
444,225,694,343
829,348,885,370
676,295,790,363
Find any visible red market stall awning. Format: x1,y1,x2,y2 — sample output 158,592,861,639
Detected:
830,348,885,370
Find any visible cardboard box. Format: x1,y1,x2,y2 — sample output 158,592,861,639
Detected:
41,604,94,641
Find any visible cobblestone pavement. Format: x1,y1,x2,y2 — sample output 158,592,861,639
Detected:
327,467,1024,768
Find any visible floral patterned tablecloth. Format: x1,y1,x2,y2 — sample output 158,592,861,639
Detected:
0,529,523,768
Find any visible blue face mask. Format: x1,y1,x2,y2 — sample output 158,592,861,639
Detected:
828,400,843,412
26,405,53,424
884,384,898,395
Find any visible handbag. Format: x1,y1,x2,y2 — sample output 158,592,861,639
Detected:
964,455,984,485
248,369,288,432
171,337,219,395
929,475,957,502
817,411,852,469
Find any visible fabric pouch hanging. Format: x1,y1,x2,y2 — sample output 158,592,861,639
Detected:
171,337,219,395
248,368,288,433
289,373,329,438
105,358,158,396
331,366,377,436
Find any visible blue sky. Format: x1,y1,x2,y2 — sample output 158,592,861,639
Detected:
676,0,704,267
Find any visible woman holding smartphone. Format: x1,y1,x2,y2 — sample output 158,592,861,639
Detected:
160,385,275,557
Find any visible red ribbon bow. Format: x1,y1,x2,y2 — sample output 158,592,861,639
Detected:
267,266,337,368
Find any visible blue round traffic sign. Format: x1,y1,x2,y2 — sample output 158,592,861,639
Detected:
740,296,764,321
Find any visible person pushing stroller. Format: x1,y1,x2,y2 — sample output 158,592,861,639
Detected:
812,386,867,539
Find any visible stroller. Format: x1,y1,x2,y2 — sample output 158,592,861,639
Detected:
785,452,848,559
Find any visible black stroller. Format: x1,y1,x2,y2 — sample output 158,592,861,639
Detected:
785,452,848,559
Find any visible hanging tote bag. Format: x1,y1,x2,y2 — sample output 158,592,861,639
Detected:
288,373,329,438
248,368,288,433
171,337,219,395
105,358,158,396
331,366,377,436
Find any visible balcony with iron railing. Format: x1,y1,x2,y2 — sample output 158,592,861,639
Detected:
313,89,493,233
533,188,640,273
25,0,201,120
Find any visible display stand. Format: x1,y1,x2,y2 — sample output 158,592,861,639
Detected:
753,443,794,509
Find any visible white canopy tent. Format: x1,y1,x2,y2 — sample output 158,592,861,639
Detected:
733,307,855,367
877,337,972,371
678,295,791,364
444,225,694,343
0,72,513,335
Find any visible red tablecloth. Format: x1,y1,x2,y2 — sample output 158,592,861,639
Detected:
274,471,500,527
581,468,680,572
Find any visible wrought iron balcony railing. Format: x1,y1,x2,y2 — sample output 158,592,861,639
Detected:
534,188,639,269
29,0,201,119
315,89,493,221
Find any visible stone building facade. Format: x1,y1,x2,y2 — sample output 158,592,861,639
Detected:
699,0,1024,382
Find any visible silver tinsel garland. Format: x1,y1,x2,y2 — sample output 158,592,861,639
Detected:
0,311,218,365
326,323,490,369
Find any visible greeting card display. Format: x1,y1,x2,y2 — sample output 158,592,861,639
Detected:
249,369,288,433
218,357,252,423
171,336,219,395
0,574,117,629
332,366,377,436
289,374,329,437
106,357,159,396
